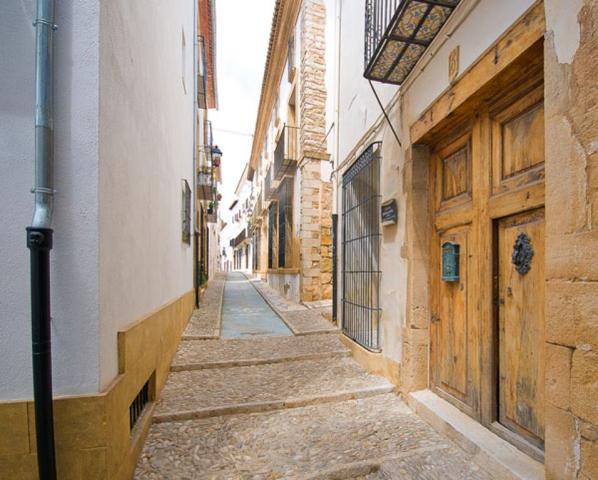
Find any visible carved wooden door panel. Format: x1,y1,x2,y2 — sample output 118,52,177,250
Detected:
430,131,481,418
497,209,545,448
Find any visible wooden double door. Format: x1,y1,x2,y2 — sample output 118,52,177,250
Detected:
429,76,546,456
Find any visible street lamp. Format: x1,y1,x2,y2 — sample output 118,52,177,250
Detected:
211,145,222,167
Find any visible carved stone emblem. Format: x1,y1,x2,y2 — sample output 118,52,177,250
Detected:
512,233,533,275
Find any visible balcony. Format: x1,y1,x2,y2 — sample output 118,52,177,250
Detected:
250,192,263,227
207,200,218,223
273,124,299,181
364,0,461,85
197,167,214,200
231,228,247,248
263,164,278,201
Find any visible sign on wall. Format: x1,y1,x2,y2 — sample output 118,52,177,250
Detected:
381,199,398,226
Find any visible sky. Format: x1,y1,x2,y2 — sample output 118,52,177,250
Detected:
210,0,276,221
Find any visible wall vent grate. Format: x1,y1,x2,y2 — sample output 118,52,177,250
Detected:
129,379,151,431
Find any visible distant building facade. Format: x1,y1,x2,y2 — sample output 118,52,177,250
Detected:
247,0,335,304
221,165,254,273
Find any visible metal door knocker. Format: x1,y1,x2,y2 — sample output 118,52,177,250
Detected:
512,233,533,275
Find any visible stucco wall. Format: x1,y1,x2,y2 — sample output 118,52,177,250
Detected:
98,0,195,389
0,0,101,399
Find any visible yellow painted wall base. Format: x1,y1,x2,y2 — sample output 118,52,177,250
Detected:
340,334,401,387
0,290,195,480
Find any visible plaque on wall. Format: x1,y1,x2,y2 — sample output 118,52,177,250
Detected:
381,199,398,226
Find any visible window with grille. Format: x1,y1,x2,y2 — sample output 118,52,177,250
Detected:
278,177,294,268
268,202,278,269
181,180,191,244
341,143,382,351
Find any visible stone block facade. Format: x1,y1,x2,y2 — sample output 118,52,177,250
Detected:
544,3,598,477
298,0,332,302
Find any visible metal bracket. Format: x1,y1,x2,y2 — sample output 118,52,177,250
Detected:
33,19,58,30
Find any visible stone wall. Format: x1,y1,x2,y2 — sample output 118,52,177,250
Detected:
544,2,598,478
298,0,332,302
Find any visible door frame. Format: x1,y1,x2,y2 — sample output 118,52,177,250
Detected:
405,7,547,459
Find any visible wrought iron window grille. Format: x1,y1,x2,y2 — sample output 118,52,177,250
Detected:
341,143,382,351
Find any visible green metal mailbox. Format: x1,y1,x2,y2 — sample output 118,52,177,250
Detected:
442,242,460,282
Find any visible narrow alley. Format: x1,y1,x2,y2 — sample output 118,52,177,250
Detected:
135,276,494,479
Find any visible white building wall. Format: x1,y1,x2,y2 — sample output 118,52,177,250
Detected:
98,0,195,389
0,0,101,400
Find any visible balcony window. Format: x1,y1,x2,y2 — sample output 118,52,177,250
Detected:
273,124,299,181
364,0,461,85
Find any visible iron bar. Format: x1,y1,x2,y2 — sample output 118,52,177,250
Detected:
341,144,382,351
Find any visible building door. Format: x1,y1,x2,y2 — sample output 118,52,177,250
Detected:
341,143,382,351
429,70,545,455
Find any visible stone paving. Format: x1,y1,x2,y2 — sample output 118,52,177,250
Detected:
222,272,292,338
172,333,348,370
182,275,225,339
135,273,496,480
155,357,393,422
248,276,338,335
137,395,493,479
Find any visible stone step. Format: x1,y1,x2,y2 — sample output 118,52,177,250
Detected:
171,333,349,371
136,394,495,480
154,356,394,422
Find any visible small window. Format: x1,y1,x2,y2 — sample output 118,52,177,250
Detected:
181,29,187,94
182,180,191,244
287,34,296,82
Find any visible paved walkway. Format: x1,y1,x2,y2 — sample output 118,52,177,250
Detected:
135,277,496,479
221,272,292,338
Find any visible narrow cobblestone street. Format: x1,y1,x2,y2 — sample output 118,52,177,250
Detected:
134,275,495,479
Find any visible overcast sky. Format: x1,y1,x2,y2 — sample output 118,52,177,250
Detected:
210,0,276,219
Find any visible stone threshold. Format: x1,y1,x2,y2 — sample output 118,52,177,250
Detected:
170,349,351,372
153,385,395,423
407,389,544,480
180,331,219,341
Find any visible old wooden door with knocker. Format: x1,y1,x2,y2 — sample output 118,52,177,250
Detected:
429,68,546,458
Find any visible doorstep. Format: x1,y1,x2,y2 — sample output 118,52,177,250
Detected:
407,390,544,480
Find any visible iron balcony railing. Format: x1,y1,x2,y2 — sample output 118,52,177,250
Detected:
197,167,214,200
364,0,461,85
263,164,278,201
197,36,208,109
250,191,263,227
231,228,247,248
273,124,299,181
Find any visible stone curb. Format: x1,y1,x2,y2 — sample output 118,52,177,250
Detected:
152,385,395,423
180,333,219,341
242,273,339,336
180,277,225,341
170,349,351,372
215,275,224,337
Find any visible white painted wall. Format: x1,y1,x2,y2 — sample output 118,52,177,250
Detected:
0,0,101,400
336,0,399,164
98,0,195,389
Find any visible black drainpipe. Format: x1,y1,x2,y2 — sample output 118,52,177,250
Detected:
27,1,57,479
